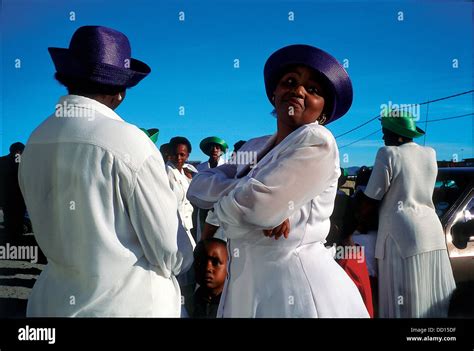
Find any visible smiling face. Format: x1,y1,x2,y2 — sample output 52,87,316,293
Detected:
273,65,326,130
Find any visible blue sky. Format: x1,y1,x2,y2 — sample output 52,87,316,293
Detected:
1,0,472,167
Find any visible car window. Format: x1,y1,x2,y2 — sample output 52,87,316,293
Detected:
433,179,463,217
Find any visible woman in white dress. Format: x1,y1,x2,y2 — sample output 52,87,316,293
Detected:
167,136,196,241
187,44,369,318
361,109,456,317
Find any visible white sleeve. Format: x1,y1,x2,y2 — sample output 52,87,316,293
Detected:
187,163,239,209
126,153,182,277
364,148,392,201
213,127,339,238
205,209,220,226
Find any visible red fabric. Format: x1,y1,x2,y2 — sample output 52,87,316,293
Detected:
338,255,374,318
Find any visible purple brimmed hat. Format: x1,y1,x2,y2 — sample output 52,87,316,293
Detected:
264,44,353,124
48,26,151,88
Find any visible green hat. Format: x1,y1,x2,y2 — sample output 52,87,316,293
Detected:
380,109,425,139
199,136,228,156
140,128,159,143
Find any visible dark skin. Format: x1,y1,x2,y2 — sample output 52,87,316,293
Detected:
208,144,223,168
261,65,327,240
273,66,326,146
82,91,126,110
170,143,190,174
194,242,228,299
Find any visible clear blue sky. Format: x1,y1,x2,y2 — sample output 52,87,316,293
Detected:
1,0,472,167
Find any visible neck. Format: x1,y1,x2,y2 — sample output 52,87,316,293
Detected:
209,158,219,168
275,120,295,146
80,94,116,110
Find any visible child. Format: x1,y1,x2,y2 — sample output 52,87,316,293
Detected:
186,238,228,318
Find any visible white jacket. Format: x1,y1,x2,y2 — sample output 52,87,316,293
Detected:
188,122,369,317
19,95,186,317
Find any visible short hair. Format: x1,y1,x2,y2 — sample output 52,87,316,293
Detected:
55,72,126,96
9,142,25,155
169,136,192,153
193,238,227,260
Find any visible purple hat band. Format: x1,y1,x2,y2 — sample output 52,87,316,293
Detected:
48,26,150,88
264,44,353,124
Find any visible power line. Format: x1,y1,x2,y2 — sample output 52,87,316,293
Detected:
423,112,473,123
339,129,381,149
335,89,474,139
338,112,473,149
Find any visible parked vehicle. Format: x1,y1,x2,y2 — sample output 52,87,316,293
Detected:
434,167,474,283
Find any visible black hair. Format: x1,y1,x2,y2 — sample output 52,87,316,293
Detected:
169,136,192,154
355,166,372,188
382,128,413,145
9,142,25,155
233,140,246,152
193,238,227,260
54,72,126,96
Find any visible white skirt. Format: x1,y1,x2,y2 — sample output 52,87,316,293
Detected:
378,236,456,318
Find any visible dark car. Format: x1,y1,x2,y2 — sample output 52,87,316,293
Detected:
433,167,474,283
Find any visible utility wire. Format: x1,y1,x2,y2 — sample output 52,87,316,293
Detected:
335,89,474,139
338,112,473,149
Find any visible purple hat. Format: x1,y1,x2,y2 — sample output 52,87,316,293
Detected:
264,44,353,124
48,26,151,88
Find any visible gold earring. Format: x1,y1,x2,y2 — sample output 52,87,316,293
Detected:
319,114,327,125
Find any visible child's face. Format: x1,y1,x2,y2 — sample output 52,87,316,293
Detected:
194,243,228,292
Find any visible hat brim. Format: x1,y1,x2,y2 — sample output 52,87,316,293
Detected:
49,47,150,88
140,128,159,143
200,137,228,156
380,118,425,138
264,45,353,124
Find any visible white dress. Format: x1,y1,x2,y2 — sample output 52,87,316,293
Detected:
364,143,456,318
188,122,369,318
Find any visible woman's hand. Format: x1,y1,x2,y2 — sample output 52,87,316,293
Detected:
263,218,290,240
183,168,193,179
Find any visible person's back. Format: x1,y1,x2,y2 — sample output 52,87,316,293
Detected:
19,97,182,316
374,143,445,258
18,25,184,317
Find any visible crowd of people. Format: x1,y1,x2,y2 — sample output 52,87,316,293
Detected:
11,25,461,318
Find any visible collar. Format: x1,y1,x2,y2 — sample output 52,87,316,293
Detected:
57,95,124,122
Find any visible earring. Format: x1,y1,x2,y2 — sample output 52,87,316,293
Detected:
118,94,123,101
319,114,327,125
272,95,275,102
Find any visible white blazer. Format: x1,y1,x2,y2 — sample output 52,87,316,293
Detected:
188,122,369,317
19,95,188,317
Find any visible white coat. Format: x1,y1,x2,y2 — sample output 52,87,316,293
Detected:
19,95,190,317
188,122,369,317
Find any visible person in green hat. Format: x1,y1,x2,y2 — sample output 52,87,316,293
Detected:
139,127,159,144
194,136,229,241
358,109,455,318
196,136,228,172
